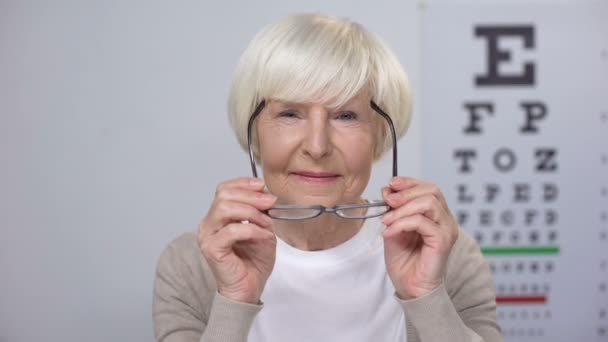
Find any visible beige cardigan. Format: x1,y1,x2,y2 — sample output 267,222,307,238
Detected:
153,229,503,342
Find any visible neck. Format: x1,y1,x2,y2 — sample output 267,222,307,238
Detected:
273,214,364,251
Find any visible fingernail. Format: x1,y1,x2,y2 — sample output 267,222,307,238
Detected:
390,177,404,186
250,178,264,186
383,212,393,223
263,215,273,226
387,193,400,202
257,193,271,201
382,227,393,238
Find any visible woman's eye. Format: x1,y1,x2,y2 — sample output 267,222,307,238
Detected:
336,111,358,121
278,110,299,119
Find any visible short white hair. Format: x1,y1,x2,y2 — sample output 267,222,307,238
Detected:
228,13,412,159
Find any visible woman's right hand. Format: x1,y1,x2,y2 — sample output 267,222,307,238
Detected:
198,177,277,304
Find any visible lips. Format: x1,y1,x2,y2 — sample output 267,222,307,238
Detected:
293,171,339,178
291,170,340,184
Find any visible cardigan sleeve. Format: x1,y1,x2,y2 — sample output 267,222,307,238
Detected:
153,233,263,342
397,229,503,342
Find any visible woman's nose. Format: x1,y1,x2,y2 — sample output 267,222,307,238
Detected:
302,107,333,160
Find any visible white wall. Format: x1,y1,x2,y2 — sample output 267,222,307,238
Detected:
0,1,421,341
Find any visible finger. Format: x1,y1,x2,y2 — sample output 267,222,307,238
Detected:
380,186,397,214
383,215,454,254
213,223,275,250
382,195,447,226
215,177,266,195
381,186,392,200
385,182,448,210
216,187,277,211
388,176,421,191
382,214,440,240
208,200,274,232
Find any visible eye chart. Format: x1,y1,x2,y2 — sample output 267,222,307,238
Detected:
419,1,608,340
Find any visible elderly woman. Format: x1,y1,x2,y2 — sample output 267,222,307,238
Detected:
153,13,501,342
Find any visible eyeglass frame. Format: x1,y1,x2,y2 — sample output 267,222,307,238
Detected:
246,99,398,220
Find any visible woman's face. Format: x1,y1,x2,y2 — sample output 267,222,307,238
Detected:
256,94,377,207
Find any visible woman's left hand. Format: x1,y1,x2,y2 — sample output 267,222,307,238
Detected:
381,176,459,300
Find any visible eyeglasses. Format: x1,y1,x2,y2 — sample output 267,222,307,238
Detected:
246,100,398,220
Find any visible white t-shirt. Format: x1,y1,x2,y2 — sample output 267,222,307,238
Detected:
248,217,407,342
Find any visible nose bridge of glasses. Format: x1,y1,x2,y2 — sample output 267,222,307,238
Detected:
321,206,338,213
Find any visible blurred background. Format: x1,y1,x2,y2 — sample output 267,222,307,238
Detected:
0,0,606,341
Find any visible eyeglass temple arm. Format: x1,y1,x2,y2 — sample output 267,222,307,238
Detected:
370,101,398,177
247,100,267,178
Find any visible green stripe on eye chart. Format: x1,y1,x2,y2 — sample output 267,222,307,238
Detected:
481,246,561,256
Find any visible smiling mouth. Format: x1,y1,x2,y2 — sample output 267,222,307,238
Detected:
291,171,340,184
